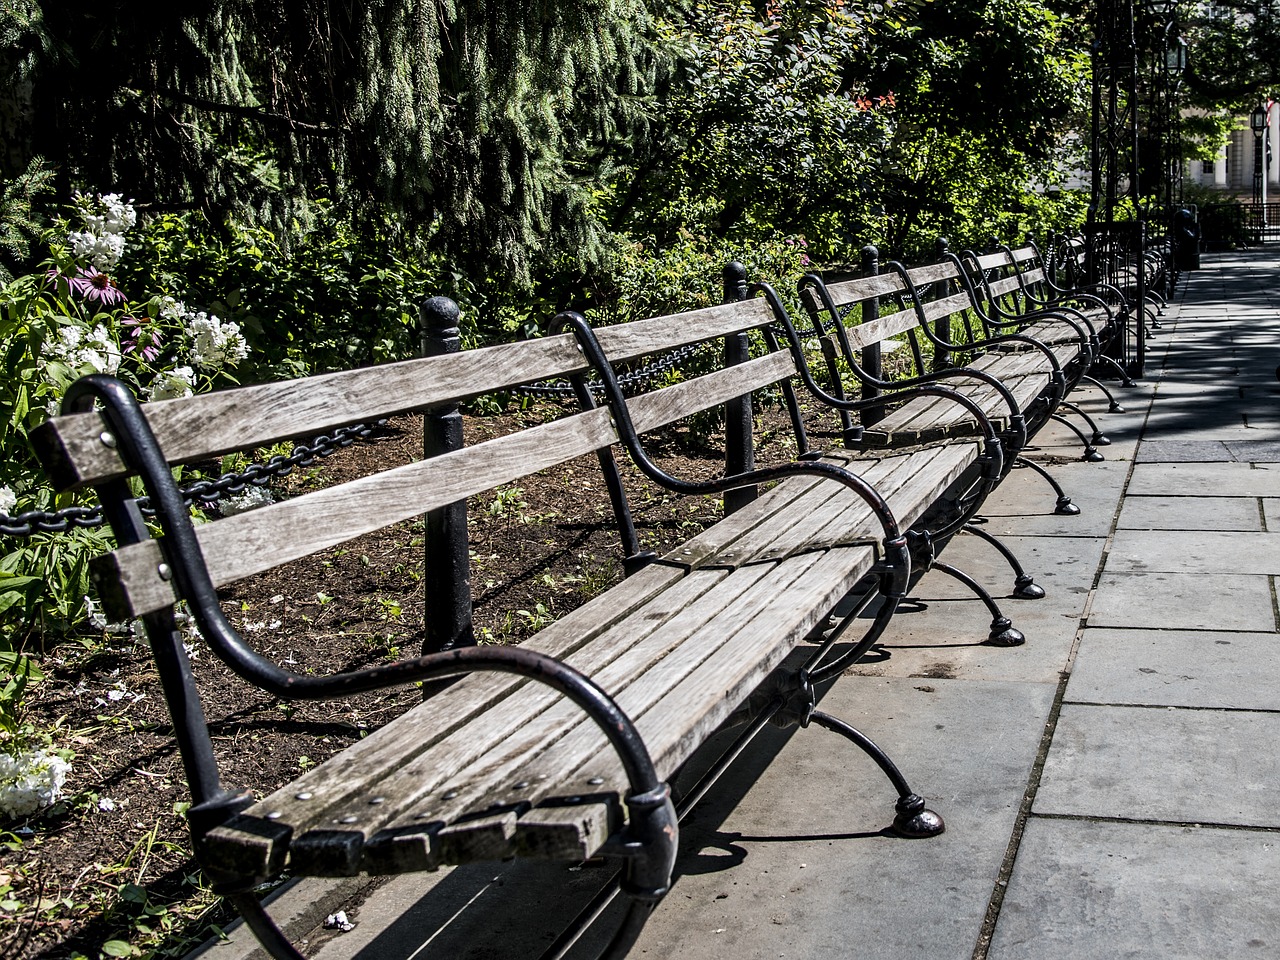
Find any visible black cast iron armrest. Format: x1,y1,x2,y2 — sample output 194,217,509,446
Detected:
61,373,676,840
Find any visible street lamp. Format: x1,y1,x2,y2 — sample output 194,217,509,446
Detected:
1252,104,1269,228
1166,35,1188,76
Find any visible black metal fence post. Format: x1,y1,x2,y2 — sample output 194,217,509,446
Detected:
420,296,474,654
932,237,952,372
860,245,885,428
722,261,758,515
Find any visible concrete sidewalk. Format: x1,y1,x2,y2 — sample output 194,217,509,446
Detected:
196,249,1280,960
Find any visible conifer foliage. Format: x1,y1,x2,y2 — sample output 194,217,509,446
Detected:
1,1,658,281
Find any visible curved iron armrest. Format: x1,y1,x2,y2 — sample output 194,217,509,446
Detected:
548,310,911,557
1022,240,1124,332
64,375,678,902
754,282,1010,559
947,252,1092,366
550,310,917,693
881,259,1073,418
751,282,1014,473
993,242,1104,343
797,272,1031,450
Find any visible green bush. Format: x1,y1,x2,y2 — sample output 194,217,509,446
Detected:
0,194,252,742
117,205,479,380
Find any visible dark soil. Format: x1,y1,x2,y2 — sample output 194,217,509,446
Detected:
4,400,813,959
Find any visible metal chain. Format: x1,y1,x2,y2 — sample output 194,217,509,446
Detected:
0,420,385,539
515,341,713,399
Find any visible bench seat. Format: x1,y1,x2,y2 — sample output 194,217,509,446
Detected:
206,441,979,885
858,340,1079,448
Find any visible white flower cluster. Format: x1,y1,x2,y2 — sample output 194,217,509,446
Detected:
148,365,196,401
241,617,283,633
0,486,15,515
47,324,122,376
69,193,136,271
0,748,72,820
185,310,249,371
158,296,187,322
219,486,275,516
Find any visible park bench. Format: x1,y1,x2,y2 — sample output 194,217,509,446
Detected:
963,242,1129,420
1053,227,1170,378
31,266,1020,960
797,245,1108,527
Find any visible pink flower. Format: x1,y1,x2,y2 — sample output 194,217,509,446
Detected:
67,266,126,307
121,316,162,361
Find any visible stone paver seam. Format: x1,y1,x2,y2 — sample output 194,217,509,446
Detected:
1031,810,1280,835
970,360,1160,960
1059,700,1280,717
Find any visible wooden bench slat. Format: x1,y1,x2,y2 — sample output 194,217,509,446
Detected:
841,306,923,351
97,349,800,619
971,251,1009,270
811,272,907,310
34,299,779,491
906,261,960,286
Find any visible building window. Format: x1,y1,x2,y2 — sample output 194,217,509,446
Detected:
1202,160,1215,175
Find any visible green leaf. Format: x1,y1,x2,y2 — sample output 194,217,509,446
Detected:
101,942,134,958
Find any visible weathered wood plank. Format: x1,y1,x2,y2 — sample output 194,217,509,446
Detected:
906,261,961,287
817,272,907,309
98,350,801,619
841,306,923,351
35,299,780,490
971,252,1011,271
515,801,619,861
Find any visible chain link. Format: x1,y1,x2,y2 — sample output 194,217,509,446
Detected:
0,420,386,539
515,341,714,399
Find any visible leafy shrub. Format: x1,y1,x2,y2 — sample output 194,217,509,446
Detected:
0,194,251,741
117,205,479,380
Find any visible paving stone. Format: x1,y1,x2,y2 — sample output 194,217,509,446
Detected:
1067,627,1280,709
851,534,1101,685
1265,498,1280,529
1116,495,1262,530
988,819,1280,960
1087,572,1276,632
1127,461,1280,498
1105,529,1280,575
1224,439,1280,461
1137,439,1238,462
1035,703,1280,827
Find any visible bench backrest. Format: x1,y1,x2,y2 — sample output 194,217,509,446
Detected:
798,255,1004,382
33,291,804,623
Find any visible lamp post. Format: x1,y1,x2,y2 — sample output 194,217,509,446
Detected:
1251,104,1268,232
1164,33,1187,211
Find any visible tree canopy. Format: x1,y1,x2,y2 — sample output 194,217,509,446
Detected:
1,0,1105,305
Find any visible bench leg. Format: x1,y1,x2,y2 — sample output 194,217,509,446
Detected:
1079,374,1125,413
804,711,944,838
1092,354,1137,389
1059,399,1109,446
1050,413,1105,462
1013,456,1080,516
929,560,1026,646
225,893,307,960
961,523,1046,599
